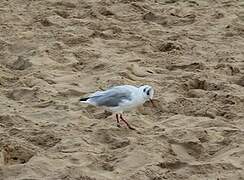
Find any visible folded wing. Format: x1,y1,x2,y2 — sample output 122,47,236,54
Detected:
87,87,132,107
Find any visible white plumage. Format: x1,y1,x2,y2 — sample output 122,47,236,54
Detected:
80,85,154,130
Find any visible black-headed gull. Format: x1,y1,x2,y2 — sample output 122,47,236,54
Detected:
80,85,154,130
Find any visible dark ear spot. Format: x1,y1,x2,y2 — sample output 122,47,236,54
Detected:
146,89,150,96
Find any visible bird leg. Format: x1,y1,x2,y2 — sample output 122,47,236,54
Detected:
116,114,121,128
119,114,135,130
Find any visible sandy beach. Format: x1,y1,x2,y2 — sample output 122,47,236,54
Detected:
0,0,244,179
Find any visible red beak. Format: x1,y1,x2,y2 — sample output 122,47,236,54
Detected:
150,99,156,108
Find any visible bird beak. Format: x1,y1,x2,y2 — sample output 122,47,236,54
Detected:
149,99,156,108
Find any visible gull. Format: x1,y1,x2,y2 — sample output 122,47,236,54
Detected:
80,85,154,130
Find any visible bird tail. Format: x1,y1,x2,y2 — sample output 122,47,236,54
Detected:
80,97,89,102
80,97,97,106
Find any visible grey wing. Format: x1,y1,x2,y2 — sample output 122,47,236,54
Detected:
88,88,132,107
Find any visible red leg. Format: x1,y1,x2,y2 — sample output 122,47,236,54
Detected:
119,114,135,130
116,114,121,128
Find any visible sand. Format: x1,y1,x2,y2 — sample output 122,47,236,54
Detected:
0,0,244,179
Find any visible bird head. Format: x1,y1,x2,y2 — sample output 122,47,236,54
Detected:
139,85,154,106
